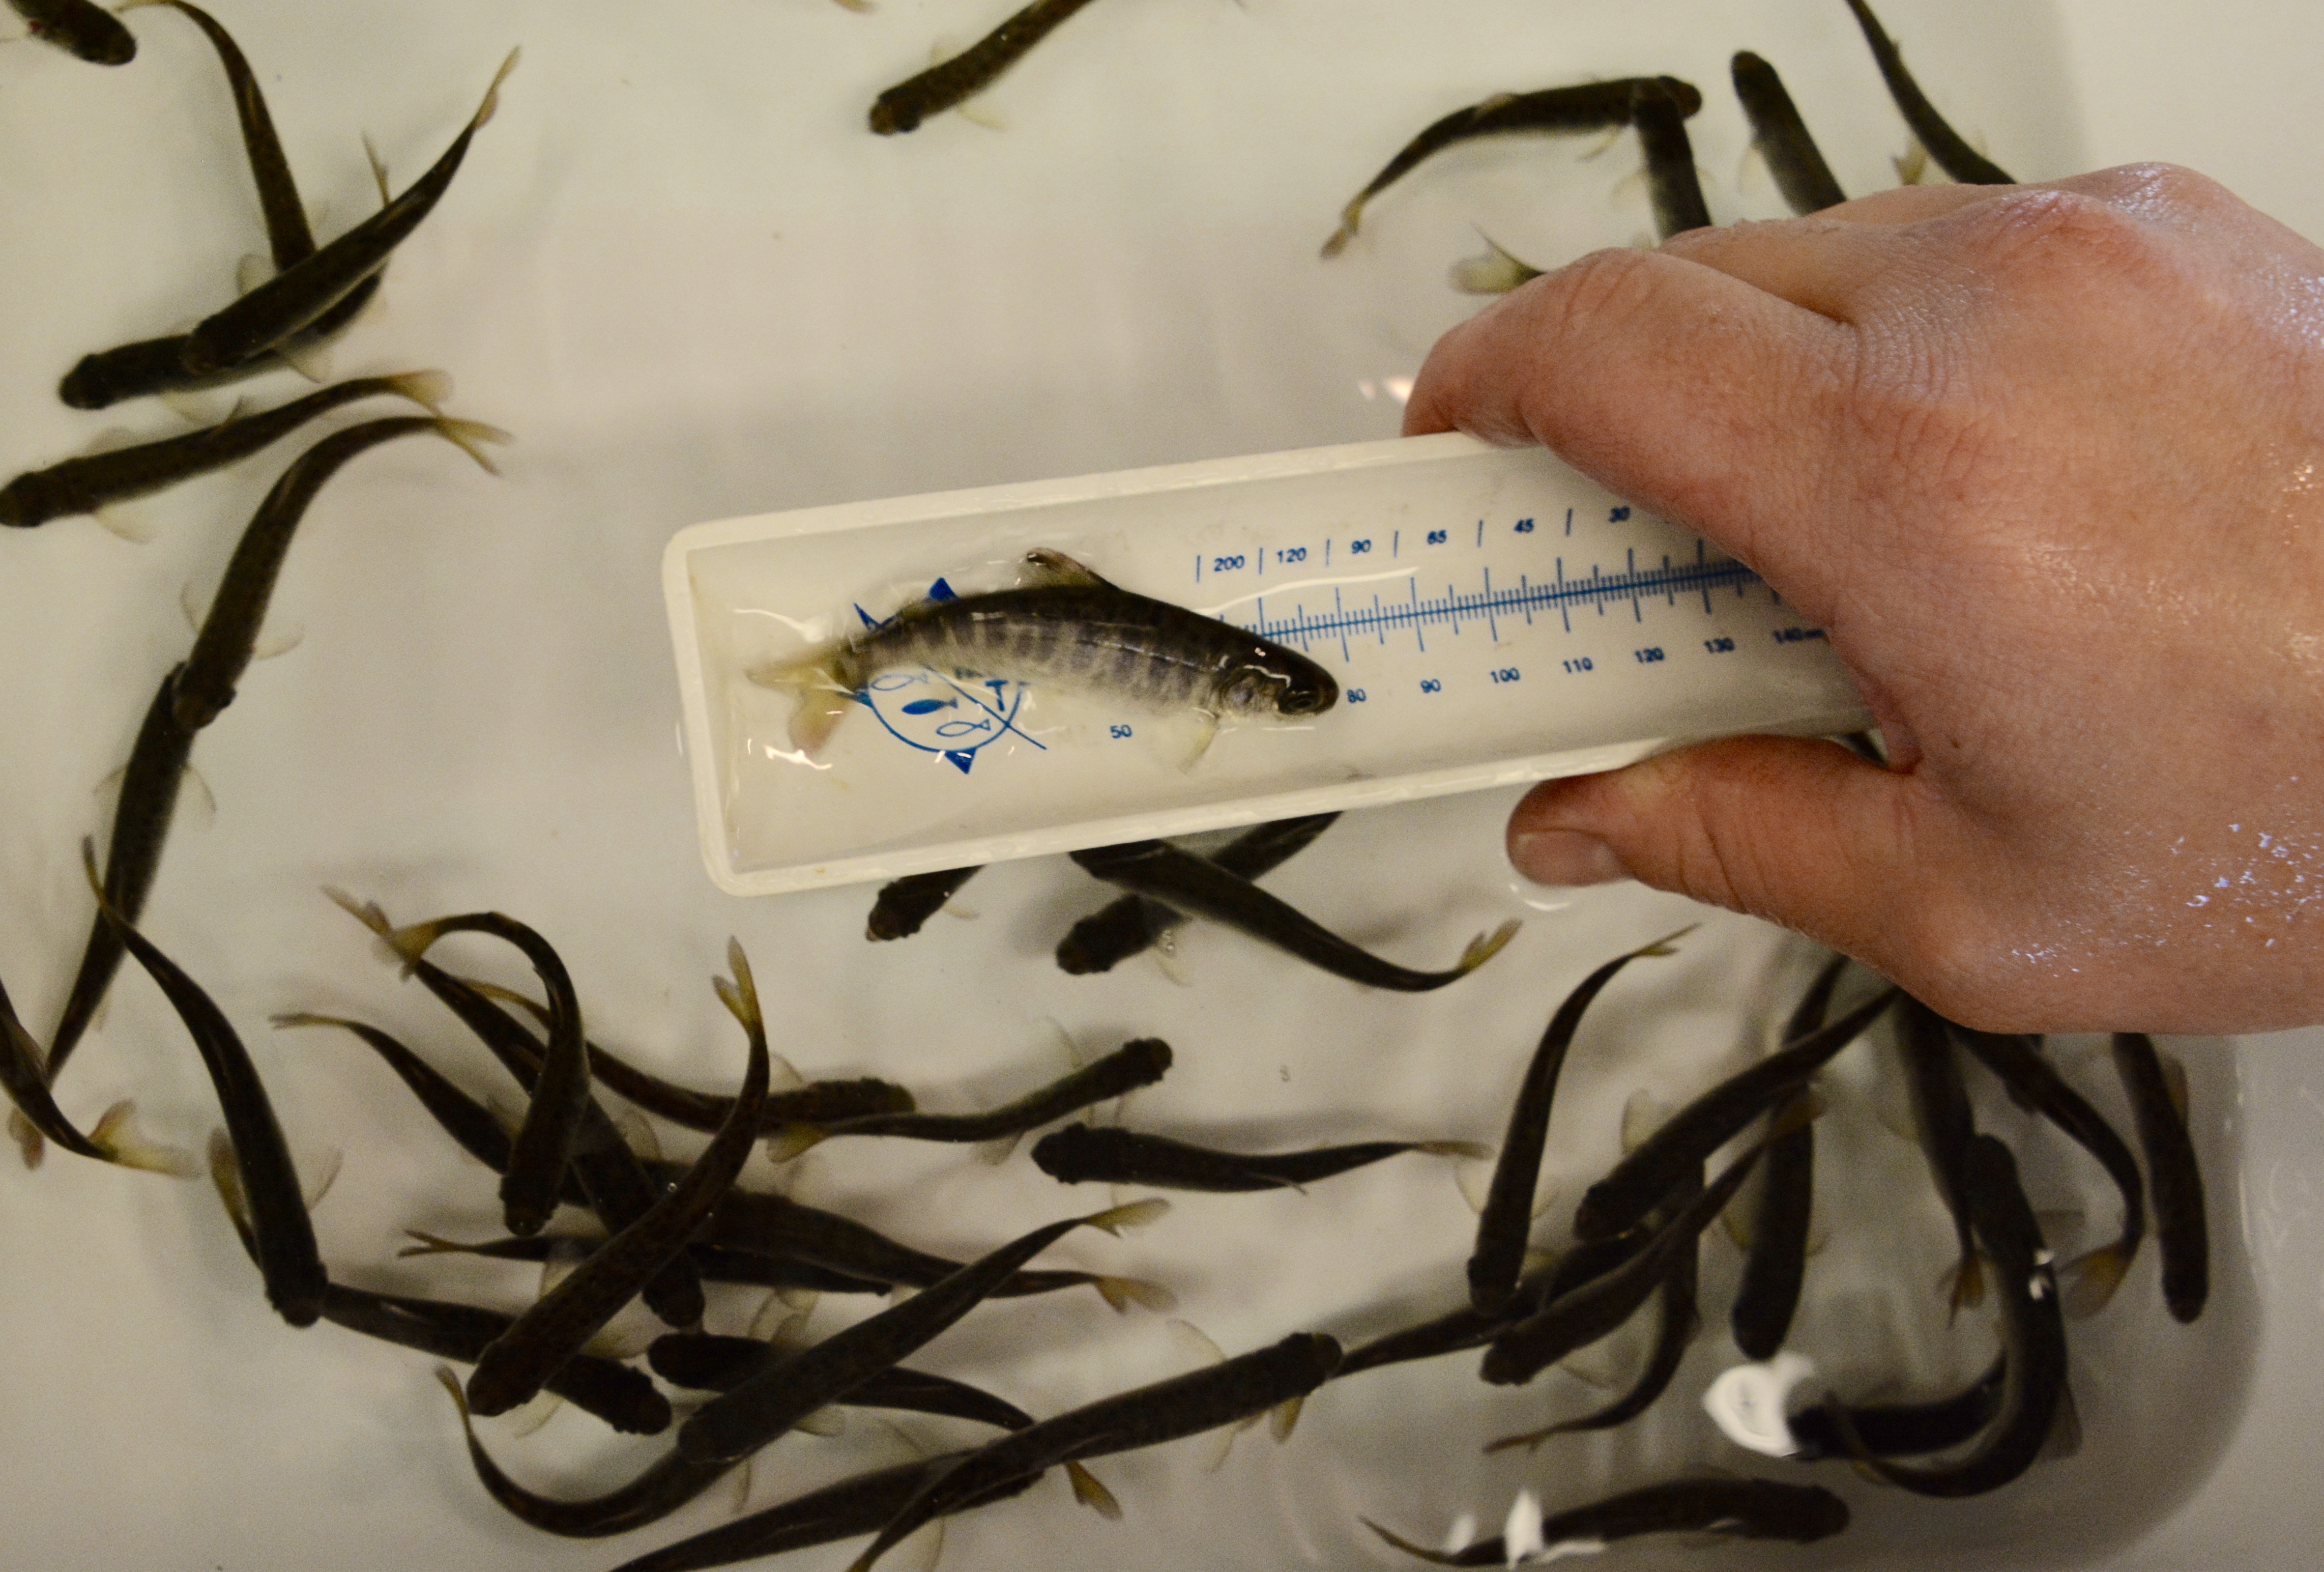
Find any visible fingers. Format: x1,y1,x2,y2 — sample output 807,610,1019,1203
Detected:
1506,737,1937,982
1403,245,1858,617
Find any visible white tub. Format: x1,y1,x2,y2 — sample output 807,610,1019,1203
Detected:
0,2,2314,1568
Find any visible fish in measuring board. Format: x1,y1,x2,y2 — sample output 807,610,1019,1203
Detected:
748,548,1336,757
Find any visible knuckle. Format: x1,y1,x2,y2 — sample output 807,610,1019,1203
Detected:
1526,247,1672,357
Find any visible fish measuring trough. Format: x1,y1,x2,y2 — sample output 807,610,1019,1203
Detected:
665,432,1875,895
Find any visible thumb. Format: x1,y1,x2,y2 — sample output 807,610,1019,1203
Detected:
1509,735,1933,971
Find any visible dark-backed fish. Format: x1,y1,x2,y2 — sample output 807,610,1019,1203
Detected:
601,1452,1040,1572
174,415,503,730
1949,1019,2144,1315
143,1,314,268
689,1182,1169,1310
470,979,913,1136
2113,1032,2208,1322
327,896,722,1323
177,50,519,375
274,1012,515,1173
648,1334,1035,1434
1334,1231,1652,1381
752,549,1335,755
440,1377,734,1537
43,668,200,1086
1787,1353,2004,1461
1484,1137,1773,1386
676,1198,1166,1465
1631,77,1711,239
770,1036,1171,1157
403,1231,890,1298
1032,1122,1482,1193
1468,930,1691,1312
1898,995,1983,1313
200,1138,670,1436
1823,1135,2068,1496
1364,1478,1849,1564
1571,986,1896,1244
1071,839,1516,994
1487,1172,1700,1449
868,0,1104,135
2,966,178,1170
85,843,325,1326
3,372,450,528
377,909,590,1242
845,1332,1343,1572
1843,0,2013,184
1056,813,1340,974
867,866,982,941
464,942,770,1418
320,1282,669,1434
1731,952,1848,1360
8,0,134,64
1732,52,1846,214
1321,76,1704,257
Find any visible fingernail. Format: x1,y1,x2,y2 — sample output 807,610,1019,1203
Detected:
1510,829,1628,887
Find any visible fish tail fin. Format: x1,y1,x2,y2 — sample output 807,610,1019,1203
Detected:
362,132,393,204
431,417,512,476
473,47,522,133
1417,1140,1491,1161
715,938,762,1035
90,1098,198,1178
94,501,159,543
762,1125,827,1163
2060,1243,2132,1319
973,1131,1022,1166
1941,1252,1988,1319
1086,1197,1169,1235
1449,231,1543,296
322,886,397,944
432,1363,478,1429
1064,1460,1122,1519
745,649,855,755
8,1109,44,1171
2160,1050,2191,1123
1456,920,1523,974
379,917,444,975
1361,1519,1453,1563
1319,200,1363,258
1092,1275,1176,1314
1269,1393,1307,1442
2042,1383,2085,1460
1481,1423,1556,1455
397,1229,471,1258
1635,922,1699,959
207,1129,254,1235
386,369,454,416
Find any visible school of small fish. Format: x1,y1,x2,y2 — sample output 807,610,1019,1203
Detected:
0,3,2214,1571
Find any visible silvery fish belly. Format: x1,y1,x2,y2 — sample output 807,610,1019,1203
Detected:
754,574,1337,756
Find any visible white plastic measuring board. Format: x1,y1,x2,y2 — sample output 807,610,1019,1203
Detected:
665,430,1872,895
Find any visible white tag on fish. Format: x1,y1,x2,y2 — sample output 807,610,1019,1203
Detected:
1701,1350,1815,1459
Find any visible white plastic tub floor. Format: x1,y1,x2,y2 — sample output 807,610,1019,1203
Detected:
0,2,2318,1569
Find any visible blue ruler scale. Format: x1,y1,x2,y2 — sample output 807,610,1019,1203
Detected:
668,432,1867,895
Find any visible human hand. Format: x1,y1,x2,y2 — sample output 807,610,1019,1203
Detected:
1404,166,2324,1033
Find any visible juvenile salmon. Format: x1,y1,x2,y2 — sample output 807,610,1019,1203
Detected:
752,549,1334,754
